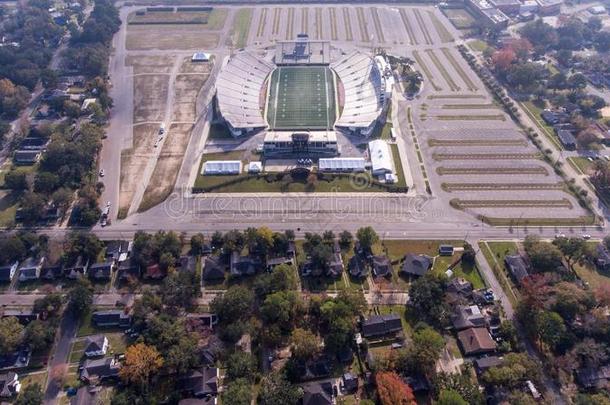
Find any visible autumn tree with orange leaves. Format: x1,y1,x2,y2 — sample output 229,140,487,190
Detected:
119,343,164,392
375,371,416,405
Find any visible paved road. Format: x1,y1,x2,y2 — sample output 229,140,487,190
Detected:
43,311,78,405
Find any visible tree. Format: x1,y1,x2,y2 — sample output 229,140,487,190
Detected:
536,311,567,351
258,372,302,405
375,371,416,405
261,291,300,329
437,390,468,405
461,242,475,265
19,192,46,223
481,352,540,388
66,232,103,264
33,293,63,317
553,237,585,269
356,226,379,253
24,320,55,352
190,233,205,255
523,235,563,272
34,171,60,194
432,372,484,405
290,328,320,361
4,170,28,191
165,333,198,374
161,270,199,310
253,264,297,299
0,316,24,354
221,378,252,405
67,278,93,315
339,230,353,250
14,383,43,405
408,273,448,327
0,236,26,264
226,351,257,382
399,326,445,375
119,343,163,391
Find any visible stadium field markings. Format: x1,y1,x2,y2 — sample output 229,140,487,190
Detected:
435,114,506,121
301,7,309,34
329,8,338,40
437,167,549,176
442,182,564,191
441,48,478,92
413,9,433,45
371,8,385,43
286,8,294,40
356,7,370,42
412,50,441,91
272,8,281,36
427,11,454,43
433,153,540,161
315,8,323,40
425,49,460,92
342,8,353,41
399,9,417,45
256,8,267,37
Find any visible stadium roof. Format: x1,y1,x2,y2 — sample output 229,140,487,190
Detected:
216,52,274,130
332,51,384,131
202,160,242,175
319,158,366,172
368,140,394,175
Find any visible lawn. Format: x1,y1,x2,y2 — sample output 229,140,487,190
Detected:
232,8,252,48
107,333,128,355
521,101,562,150
568,156,594,175
574,243,610,290
390,144,407,188
69,340,87,363
468,39,490,52
20,371,47,390
0,190,19,227
479,241,519,306
441,8,476,29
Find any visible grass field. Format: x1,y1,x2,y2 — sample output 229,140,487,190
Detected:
442,8,476,30
128,8,227,29
568,156,594,175
232,8,253,48
267,66,336,130
126,25,219,51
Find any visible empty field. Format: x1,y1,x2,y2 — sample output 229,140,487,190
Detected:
179,57,213,74
133,75,168,123
140,123,193,212
126,55,175,75
128,8,227,29
126,25,219,50
442,8,476,30
232,8,252,48
172,74,209,122
120,124,158,213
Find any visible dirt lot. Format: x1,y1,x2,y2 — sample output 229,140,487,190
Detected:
120,124,158,215
126,25,219,50
133,75,168,123
172,74,209,122
179,57,213,74
126,55,175,75
139,123,193,212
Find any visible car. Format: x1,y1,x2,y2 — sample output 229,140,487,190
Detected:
583,234,591,239
99,169,105,177
101,218,107,227
588,157,594,162
106,201,111,207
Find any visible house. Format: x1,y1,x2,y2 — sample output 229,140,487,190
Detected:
302,382,333,405
457,327,497,356
541,110,559,125
400,254,432,278
266,256,294,271
80,357,120,384
202,257,225,281
361,314,403,338
64,256,89,279
0,350,30,370
446,277,474,298
504,255,530,284
230,252,261,277
0,262,18,283
576,365,610,389
18,257,44,282
348,255,368,278
439,245,454,256
556,129,576,150
186,313,218,330
0,372,20,397
117,258,140,281
2,309,38,325
178,256,195,273
91,310,131,328
40,264,62,280
342,372,358,393
84,335,108,358
371,255,392,278
327,252,344,278
89,261,113,281
474,356,504,375
105,240,131,262
178,367,219,399
596,244,610,271
451,305,486,330
145,263,165,280
13,150,41,166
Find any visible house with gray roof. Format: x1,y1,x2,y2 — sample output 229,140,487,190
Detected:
400,254,432,278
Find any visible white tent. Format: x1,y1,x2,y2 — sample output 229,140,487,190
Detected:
203,160,242,175
248,161,263,173
368,140,394,176
318,158,366,172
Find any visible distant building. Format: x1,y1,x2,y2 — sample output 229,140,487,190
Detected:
457,327,497,356
13,150,41,166
89,261,113,281
371,255,392,278
18,257,44,282
474,356,504,374
369,140,394,176
202,256,225,281
80,357,120,384
178,368,219,399
263,131,339,157
504,255,530,285
92,310,131,329
439,245,455,256
451,305,487,330
556,129,576,150
489,0,521,14
348,255,368,279
536,0,561,15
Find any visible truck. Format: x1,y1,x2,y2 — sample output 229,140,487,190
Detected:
159,123,165,135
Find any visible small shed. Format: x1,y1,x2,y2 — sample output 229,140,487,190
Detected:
248,161,263,173
192,52,210,62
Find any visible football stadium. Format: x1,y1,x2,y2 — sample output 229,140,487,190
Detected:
215,36,389,151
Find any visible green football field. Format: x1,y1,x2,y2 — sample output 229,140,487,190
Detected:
267,66,336,130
